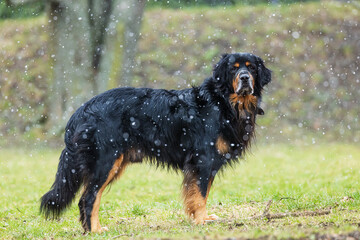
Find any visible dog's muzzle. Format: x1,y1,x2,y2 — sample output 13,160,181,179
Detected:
235,70,254,96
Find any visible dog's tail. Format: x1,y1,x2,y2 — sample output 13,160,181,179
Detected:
40,147,83,219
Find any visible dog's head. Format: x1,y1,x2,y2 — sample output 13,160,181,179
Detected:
213,53,271,113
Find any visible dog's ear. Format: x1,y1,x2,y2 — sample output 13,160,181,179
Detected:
256,107,265,115
213,54,230,82
221,53,229,59
256,56,272,87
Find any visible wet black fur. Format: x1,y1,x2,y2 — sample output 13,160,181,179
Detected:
40,52,271,231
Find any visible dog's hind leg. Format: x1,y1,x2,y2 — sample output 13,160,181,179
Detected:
182,170,217,224
79,154,128,233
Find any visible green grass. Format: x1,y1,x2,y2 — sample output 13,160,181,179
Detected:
0,143,359,239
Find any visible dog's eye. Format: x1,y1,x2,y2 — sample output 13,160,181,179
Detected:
245,61,255,71
248,64,256,71
233,62,240,68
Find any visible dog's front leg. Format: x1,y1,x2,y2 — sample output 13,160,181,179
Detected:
182,160,218,224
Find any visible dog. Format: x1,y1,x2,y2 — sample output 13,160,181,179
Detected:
40,52,272,233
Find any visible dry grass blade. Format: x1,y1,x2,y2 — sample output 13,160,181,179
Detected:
112,233,133,239
246,200,331,220
264,209,331,220
263,200,273,215
247,199,273,220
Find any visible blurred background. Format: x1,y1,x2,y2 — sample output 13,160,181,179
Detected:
0,0,359,148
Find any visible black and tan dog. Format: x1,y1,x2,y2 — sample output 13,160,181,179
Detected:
40,52,271,233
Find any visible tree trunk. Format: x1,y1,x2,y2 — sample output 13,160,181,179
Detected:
47,0,94,135
118,0,146,87
46,0,146,135
96,0,147,91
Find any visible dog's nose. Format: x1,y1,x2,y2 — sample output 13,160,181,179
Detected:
239,72,250,82
236,70,253,96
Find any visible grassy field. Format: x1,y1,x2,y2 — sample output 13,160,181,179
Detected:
0,143,359,239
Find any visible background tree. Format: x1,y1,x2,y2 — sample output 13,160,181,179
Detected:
45,0,146,134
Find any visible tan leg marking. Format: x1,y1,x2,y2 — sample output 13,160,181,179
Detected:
216,136,229,154
90,155,129,233
203,177,218,222
182,173,216,224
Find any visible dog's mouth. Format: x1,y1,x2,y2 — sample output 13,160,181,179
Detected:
234,71,254,97
237,85,253,97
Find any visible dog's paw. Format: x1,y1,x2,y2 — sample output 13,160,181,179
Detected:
91,226,109,234
205,214,219,222
101,226,109,232
193,213,219,224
